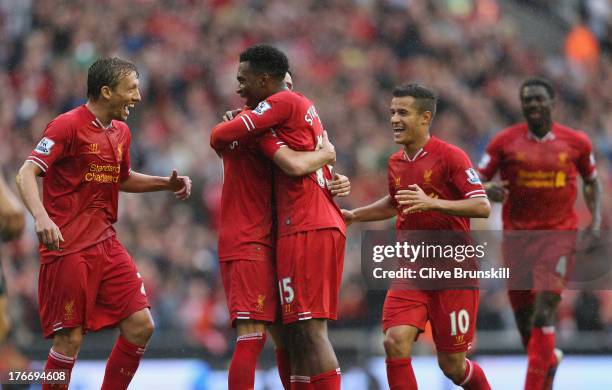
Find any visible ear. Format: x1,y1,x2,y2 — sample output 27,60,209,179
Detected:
100,86,112,100
259,73,271,87
421,111,433,126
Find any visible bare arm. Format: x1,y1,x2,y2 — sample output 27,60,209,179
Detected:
396,184,490,218
343,195,397,226
583,177,602,230
0,170,25,241
272,137,335,177
120,170,192,199
15,162,64,250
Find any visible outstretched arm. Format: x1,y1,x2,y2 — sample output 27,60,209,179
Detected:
120,170,192,200
343,195,397,226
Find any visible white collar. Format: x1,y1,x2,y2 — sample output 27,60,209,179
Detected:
527,130,555,142
403,148,428,162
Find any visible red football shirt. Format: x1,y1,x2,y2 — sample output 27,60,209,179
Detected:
27,105,131,261
210,90,345,237
388,136,487,232
477,123,596,230
216,137,278,261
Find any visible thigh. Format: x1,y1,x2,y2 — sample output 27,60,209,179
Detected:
89,237,149,332
38,250,97,338
429,289,479,353
220,259,279,326
276,229,345,324
382,290,429,333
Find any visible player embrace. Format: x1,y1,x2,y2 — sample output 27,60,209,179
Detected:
211,45,349,389
343,84,492,389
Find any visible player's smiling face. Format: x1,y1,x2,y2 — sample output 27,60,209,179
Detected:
236,61,266,108
521,85,553,129
390,96,430,145
108,71,141,122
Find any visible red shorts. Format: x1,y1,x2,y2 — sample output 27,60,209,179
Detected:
503,232,576,297
276,228,345,324
382,289,479,353
38,236,149,338
220,259,279,326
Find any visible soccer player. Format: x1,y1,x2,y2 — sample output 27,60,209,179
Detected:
212,71,348,390
211,44,346,389
15,57,192,390
0,170,26,343
478,78,602,390
342,84,492,389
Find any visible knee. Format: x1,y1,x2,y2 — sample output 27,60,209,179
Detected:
124,316,155,345
438,355,466,384
383,331,412,359
53,328,83,357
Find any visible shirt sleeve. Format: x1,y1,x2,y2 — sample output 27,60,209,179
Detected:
120,132,132,182
210,94,293,152
257,130,287,160
575,132,597,180
477,133,503,181
26,118,73,176
448,147,488,199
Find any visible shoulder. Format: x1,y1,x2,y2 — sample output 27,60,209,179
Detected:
553,123,591,146
387,149,404,168
435,138,469,161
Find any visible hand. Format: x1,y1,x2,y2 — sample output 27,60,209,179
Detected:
581,223,602,253
223,108,243,122
484,181,508,202
396,184,438,214
34,214,64,251
328,173,350,197
319,131,336,165
169,169,192,200
341,209,356,226
0,196,25,241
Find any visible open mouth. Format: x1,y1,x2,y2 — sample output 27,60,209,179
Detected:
393,127,406,135
123,103,135,116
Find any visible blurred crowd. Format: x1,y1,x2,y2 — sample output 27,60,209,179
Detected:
0,0,611,356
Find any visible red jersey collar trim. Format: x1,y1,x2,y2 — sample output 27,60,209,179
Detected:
402,136,435,162
82,105,113,130
526,127,555,142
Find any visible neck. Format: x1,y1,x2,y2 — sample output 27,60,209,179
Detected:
403,133,430,157
85,100,112,127
528,121,552,138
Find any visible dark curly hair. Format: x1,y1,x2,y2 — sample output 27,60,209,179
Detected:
239,44,289,79
520,77,555,100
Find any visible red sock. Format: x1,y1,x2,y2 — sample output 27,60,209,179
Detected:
458,359,491,390
42,348,75,390
101,335,146,390
290,375,312,389
228,332,266,390
275,348,291,389
525,327,555,390
311,368,341,390
386,358,418,390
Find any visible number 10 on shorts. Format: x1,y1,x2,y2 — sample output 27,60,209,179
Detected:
449,309,469,336
279,277,294,310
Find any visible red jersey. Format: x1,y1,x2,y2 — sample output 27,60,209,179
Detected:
388,136,487,232
477,123,596,230
216,137,276,261
27,105,131,261
211,90,345,237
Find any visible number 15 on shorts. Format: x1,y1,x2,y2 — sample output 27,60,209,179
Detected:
279,277,294,312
